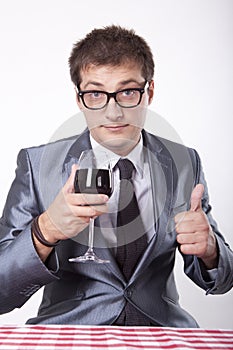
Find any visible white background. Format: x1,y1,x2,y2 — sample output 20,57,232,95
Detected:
0,0,232,328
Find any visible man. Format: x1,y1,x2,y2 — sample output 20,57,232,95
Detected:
0,25,232,326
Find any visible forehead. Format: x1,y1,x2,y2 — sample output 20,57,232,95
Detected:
80,62,144,85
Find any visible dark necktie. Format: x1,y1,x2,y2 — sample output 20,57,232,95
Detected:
116,158,147,279
114,158,149,326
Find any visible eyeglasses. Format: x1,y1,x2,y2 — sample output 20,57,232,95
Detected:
77,81,148,110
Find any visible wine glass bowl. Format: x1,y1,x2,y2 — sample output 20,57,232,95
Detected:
74,168,113,197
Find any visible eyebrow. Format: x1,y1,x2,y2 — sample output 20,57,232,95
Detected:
82,79,144,90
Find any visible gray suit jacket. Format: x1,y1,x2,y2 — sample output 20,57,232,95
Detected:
0,129,232,326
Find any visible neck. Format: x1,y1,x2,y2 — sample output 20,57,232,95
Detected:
90,136,142,157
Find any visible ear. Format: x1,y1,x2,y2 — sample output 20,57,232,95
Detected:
148,80,154,105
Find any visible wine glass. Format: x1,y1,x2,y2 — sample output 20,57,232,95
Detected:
69,149,113,263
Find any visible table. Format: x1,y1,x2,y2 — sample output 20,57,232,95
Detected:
0,325,232,349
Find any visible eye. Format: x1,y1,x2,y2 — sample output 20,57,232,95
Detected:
120,89,135,98
89,91,103,99
122,89,135,97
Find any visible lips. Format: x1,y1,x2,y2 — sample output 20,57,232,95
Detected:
103,124,129,132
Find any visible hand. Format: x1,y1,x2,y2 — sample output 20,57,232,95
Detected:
175,184,218,269
39,164,109,243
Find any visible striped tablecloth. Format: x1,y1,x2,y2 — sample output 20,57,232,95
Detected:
0,325,232,349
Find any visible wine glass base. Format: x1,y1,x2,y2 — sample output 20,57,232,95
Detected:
69,252,110,264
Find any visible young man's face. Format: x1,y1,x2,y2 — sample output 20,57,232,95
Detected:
76,63,154,156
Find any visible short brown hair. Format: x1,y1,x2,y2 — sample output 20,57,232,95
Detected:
69,25,154,87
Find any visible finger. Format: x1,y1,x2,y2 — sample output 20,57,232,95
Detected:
177,232,204,245
176,223,195,235
72,203,108,217
179,243,198,256
179,242,207,257
190,184,204,212
174,211,188,225
69,193,109,206
175,211,206,231
64,164,79,193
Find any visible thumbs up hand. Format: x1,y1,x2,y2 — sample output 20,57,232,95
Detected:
175,184,218,269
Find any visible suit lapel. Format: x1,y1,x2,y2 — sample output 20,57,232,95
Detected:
129,131,175,283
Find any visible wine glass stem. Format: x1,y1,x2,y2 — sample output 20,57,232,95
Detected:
88,217,94,252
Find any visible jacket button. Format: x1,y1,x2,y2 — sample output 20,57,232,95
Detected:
125,289,133,298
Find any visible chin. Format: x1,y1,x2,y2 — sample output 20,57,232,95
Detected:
102,137,138,156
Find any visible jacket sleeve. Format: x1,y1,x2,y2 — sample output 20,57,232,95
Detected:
181,149,233,295
0,149,59,315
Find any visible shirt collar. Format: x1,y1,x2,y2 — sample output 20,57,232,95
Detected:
90,135,144,178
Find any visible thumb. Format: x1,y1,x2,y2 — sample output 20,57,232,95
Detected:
190,184,204,212
64,164,79,193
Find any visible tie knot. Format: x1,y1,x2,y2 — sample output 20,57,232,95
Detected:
117,159,135,180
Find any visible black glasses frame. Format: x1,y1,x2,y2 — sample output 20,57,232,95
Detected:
77,82,148,110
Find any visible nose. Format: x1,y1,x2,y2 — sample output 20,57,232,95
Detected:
105,97,123,122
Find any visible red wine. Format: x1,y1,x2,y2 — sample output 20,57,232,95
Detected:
74,169,113,197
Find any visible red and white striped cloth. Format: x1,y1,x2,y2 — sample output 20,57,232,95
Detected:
0,325,232,349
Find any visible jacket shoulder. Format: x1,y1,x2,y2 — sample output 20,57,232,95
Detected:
25,135,78,155
143,130,199,167
16,135,79,169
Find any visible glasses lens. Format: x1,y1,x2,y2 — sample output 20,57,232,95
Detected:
83,92,107,109
116,89,141,108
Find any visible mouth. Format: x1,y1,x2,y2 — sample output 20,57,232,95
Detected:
102,124,129,132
